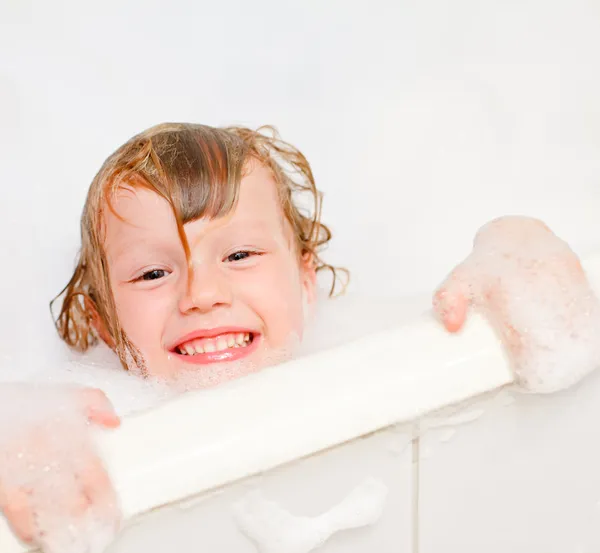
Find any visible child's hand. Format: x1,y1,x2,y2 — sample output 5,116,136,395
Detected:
0,384,121,553
433,216,600,393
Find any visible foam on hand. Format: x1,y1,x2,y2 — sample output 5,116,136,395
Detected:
0,384,120,553
232,477,388,553
451,216,600,393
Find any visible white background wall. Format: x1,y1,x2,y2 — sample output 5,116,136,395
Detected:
1,0,600,353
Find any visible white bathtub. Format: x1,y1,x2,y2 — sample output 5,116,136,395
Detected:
3,254,600,553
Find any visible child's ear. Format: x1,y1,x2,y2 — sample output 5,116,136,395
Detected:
85,298,115,349
301,252,318,304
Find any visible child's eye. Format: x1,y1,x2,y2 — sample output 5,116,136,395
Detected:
140,269,168,281
226,250,262,263
227,251,252,262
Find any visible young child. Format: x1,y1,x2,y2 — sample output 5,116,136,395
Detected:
1,123,346,553
1,122,599,553
53,123,345,388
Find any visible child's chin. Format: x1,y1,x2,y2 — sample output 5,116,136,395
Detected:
157,346,297,392
156,361,259,392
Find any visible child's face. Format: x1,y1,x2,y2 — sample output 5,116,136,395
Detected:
102,162,316,387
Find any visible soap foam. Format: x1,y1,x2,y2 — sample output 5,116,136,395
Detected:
298,290,426,357
157,332,302,394
0,290,410,553
0,342,172,552
232,477,388,553
0,341,173,418
0,289,420,413
447,216,600,393
0,384,120,553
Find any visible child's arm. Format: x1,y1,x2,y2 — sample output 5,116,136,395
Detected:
0,384,121,552
433,216,600,393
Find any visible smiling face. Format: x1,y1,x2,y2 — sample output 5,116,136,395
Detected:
54,123,341,383
102,162,316,387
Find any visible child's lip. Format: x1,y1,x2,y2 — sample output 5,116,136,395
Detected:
167,326,259,352
171,333,260,365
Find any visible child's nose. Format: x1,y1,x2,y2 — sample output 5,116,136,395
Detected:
178,264,233,314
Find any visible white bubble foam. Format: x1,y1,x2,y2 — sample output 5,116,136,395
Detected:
0,384,120,553
0,288,422,412
0,289,407,552
459,216,600,393
298,289,426,357
161,332,301,394
38,512,116,553
232,477,388,553
0,341,172,417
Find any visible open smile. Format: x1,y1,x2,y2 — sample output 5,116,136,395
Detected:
169,328,259,365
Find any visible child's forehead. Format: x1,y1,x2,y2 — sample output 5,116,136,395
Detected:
108,164,280,219
102,165,287,248
108,185,166,221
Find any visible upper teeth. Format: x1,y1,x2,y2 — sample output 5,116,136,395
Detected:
177,332,251,355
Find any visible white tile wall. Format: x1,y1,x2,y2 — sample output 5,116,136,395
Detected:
418,370,600,553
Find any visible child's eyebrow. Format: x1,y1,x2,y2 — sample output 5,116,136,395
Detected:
107,239,176,264
109,219,284,262
225,221,276,233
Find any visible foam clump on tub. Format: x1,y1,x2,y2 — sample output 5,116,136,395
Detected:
232,477,388,553
0,384,119,553
452,216,600,393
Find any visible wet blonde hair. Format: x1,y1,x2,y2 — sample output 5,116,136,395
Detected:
52,122,347,369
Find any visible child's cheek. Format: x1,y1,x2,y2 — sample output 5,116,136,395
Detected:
237,261,305,344
113,287,172,351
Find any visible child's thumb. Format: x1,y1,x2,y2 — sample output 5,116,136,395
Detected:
432,262,474,333
79,388,120,429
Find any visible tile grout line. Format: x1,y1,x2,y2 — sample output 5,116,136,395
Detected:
411,422,420,553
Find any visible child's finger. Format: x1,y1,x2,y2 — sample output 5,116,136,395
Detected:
79,457,120,522
562,252,586,280
78,389,120,429
0,487,35,543
432,263,473,333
